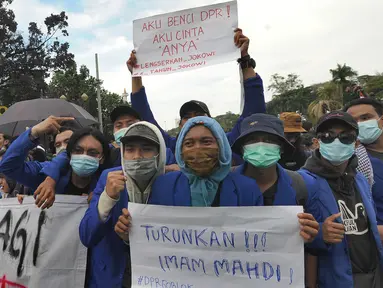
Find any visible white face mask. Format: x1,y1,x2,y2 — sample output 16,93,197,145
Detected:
123,155,158,182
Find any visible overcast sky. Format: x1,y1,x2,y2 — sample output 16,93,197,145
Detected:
9,0,383,129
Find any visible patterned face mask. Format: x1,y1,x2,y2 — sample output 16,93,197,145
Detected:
182,147,219,177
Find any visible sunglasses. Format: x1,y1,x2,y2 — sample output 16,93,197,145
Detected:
317,131,357,145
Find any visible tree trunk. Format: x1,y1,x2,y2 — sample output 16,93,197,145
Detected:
338,84,344,106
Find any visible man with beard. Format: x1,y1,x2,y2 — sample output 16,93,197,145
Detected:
279,112,308,170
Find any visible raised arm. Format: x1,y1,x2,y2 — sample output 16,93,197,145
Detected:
127,52,176,151
0,129,44,189
226,29,265,145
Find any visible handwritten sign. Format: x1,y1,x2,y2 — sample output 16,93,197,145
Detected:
0,196,88,288
132,1,239,76
129,204,304,288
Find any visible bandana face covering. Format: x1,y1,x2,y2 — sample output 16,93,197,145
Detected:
182,147,219,177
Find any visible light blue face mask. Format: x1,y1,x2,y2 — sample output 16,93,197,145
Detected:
70,154,100,177
114,128,129,146
319,139,355,166
243,142,281,168
358,119,383,144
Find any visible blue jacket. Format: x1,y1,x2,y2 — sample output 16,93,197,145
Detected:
131,76,266,155
149,171,263,206
79,167,129,288
299,169,383,288
368,153,383,224
0,129,99,194
235,163,313,206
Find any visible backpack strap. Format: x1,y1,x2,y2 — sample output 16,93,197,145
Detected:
285,169,308,207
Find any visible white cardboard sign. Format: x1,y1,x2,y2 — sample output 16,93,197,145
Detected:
0,196,88,288
133,1,240,76
129,204,304,288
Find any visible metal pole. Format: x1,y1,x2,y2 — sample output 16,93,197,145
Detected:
95,53,103,132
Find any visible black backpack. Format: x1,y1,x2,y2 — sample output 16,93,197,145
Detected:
285,169,308,207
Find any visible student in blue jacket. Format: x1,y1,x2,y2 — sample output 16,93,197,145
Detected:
114,117,264,261
109,105,176,169
79,121,166,288
300,111,383,288
33,106,176,208
344,98,383,225
0,116,110,199
126,29,265,161
145,116,264,206
230,113,319,242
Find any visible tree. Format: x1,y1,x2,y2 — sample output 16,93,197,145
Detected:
317,82,339,101
308,100,342,123
266,86,316,116
363,73,383,99
214,112,239,132
330,64,358,104
0,0,74,106
48,63,124,134
166,112,240,136
267,73,304,98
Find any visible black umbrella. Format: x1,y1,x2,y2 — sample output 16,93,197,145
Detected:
0,99,98,136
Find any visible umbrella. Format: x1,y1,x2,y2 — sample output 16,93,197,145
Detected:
0,99,98,136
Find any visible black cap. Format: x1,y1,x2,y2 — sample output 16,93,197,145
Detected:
179,100,211,118
120,124,159,146
110,105,141,123
315,111,358,133
232,113,295,155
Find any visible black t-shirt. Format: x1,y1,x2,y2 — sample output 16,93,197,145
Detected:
65,181,90,196
329,180,378,275
263,181,278,206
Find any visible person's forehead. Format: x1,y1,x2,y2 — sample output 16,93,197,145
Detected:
56,130,73,142
114,114,138,123
185,125,213,138
76,135,102,150
347,104,377,117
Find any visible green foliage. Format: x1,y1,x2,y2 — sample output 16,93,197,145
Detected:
0,0,74,106
330,64,358,84
47,63,124,135
363,74,383,98
266,86,316,116
167,126,180,137
268,73,304,98
166,112,240,137
214,112,239,132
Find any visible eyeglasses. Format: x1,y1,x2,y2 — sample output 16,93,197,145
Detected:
317,131,357,145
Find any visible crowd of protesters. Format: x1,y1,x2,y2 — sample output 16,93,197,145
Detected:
0,28,382,288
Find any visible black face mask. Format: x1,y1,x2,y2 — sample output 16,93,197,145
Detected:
287,133,301,145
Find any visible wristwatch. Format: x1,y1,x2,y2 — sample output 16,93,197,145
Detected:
237,55,256,69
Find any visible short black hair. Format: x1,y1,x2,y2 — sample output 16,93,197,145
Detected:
59,119,82,133
343,98,383,117
66,128,110,163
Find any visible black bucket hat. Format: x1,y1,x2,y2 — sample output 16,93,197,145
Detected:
232,113,295,155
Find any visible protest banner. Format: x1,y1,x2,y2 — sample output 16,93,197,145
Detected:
129,204,304,288
0,196,88,288
133,1,239,76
